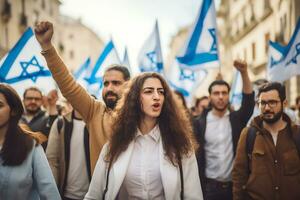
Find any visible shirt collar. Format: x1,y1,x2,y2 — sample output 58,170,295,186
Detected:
136,125,160,143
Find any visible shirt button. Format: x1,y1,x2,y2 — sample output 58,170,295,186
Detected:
274,159,278,164
275,186,279,190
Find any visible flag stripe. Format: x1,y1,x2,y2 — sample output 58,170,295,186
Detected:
0,28,33,79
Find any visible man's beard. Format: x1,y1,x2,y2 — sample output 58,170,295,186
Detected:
25,106,40,115
262,109,283,124
103,91,119,109
211,101,228,112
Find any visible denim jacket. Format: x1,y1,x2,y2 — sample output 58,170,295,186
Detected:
0,143,61,200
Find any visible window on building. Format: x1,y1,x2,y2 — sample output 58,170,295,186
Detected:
252,42,256,60
41,0,46,10
265,32,270,54
70,50,74,59
244,48,247,61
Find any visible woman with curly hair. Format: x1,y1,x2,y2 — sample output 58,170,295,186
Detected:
84,72,203,200
0,83,60,200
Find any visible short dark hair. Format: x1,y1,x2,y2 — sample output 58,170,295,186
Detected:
23,86,43,99
208,80,231,94
258,82,286,102
296,96,300,105
195,96,209,107
105,64,130,81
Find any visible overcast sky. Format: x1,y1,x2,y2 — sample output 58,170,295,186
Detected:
60,0,220,72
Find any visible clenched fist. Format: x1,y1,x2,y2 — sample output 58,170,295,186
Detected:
233,59,248,74
34,21,54,51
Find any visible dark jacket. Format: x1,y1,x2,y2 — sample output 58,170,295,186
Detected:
20,110,58,149
232,113,300,200
193,92,255,190
46,111,91,194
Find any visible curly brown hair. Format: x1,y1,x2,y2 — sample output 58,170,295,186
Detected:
107,72,198,165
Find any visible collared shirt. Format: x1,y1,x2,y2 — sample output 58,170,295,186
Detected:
118,125,165,200
204,110,234,182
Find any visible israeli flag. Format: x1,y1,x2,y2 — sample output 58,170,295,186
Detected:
230,70,242,110
167,59,207,98
122,47,131,72
0,27,56,96
267,18,300,82
137,20,163,73
85,40,121,97
73,57,92,88
176,0,219,70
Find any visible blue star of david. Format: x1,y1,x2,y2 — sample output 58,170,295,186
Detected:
285,43,300,66
19,56,45,82
179,69,195,81
146,51,157,65
208,28,217,52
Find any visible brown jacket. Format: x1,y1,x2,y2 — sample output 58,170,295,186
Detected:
232,114,300,200
42,47,113,174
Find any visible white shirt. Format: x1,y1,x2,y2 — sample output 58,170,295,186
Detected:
118,125,165,200
204,111,234,182
64,119,90,199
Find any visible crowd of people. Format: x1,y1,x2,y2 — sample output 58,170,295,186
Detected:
0,21,300,200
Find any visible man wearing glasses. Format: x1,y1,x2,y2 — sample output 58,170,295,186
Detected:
20,87,58,149
232,82,300,200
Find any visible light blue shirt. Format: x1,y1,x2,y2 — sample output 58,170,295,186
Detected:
0,143,61,200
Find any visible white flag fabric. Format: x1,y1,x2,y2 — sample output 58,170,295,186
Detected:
267,18,300,82
176,0,220,70
167,59,207,98
230,70,242,110
0,27,56,97
73,57,92,88
122,47,131,73
85,40,121,98
137,21,163,73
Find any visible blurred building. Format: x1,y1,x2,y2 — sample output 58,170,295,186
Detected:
167,0,300,106
56,16,104,72
218,0,300,105
0,0,104,72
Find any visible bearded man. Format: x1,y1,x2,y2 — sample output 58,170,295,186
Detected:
232,82,300,200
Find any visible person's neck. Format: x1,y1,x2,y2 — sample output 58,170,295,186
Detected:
263,117,287,134
0,125,8,146
139,117,157,135
212,107,227,117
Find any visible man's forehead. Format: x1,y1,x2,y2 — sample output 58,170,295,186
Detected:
103,70,125,81
25,90,42,97
259,90,280,99
211,85,229,92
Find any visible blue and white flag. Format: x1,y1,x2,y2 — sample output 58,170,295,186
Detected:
176,0,219,70
267,41,285,69
230,70,242,110
0,27,56,96
137,20,163,73
73,57,92,88
167,59,207,98
122,47,131,72
85,40,121,98
267,18,300,82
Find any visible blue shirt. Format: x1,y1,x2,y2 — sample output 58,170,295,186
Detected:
0,143,61,200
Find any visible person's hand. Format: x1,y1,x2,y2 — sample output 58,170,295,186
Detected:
34,21,54,51
233,59,248,74
47,89,58,107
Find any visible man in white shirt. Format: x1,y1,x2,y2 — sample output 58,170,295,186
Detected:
193,60,255,200
46,108,90,200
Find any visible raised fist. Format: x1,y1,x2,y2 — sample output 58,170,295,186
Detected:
233,59,248,74
34,21,54,51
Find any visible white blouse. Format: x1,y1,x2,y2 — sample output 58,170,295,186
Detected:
118,125,165,200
